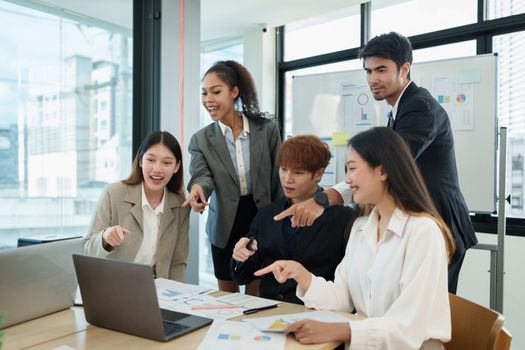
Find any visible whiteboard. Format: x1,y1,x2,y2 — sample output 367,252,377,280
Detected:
291,54,497,213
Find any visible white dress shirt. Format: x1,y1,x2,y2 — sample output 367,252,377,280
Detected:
390,81,413,120
333,182,353,205
134,183,165,266
218,113,252,195
297,207,450,350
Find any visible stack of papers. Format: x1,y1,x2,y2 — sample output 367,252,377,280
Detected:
166,293,279,320
155,278,213,306
155,279,279,320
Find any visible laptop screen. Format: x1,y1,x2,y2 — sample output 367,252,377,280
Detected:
0,238,82,329
73,255,212,341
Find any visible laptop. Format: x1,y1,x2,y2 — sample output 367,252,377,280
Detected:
73,254,212,342
17,233,82,247
0,238,83,329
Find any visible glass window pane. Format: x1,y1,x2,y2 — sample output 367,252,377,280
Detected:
371,0,477,37
0,1,132,248
494,31,525,217
487,0,525,19
284,8,360,61
413,41,476,63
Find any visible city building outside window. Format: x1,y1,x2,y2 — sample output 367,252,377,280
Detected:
0,1,132,248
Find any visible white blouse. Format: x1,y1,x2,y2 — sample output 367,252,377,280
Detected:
134,183,165,266
297,207,451,350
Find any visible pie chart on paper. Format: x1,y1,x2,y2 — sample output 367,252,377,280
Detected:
253,335,272,342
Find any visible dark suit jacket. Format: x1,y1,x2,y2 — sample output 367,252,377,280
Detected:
231,197,356,305
392,82,478,253
188,116,281,248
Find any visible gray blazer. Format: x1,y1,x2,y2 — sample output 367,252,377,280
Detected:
83,182,190,282
188,116,281,248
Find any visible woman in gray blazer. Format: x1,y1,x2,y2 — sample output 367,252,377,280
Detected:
184,61,281,293
84,131,190,282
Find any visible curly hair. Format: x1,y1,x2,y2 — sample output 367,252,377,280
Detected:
203,60,263,118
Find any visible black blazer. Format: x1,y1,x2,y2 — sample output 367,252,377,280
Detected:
231,197,356,305
393,82,478,253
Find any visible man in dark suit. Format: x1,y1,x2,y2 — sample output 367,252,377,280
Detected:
231,135,356,304
357,32,477,293
275,32,477,293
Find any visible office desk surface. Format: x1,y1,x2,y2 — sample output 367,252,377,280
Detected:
3,301,359,350
2,307,89,349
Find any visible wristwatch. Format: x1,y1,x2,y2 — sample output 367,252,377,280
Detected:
313,191,330,210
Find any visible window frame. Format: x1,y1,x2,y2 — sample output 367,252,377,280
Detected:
276,2,525,236
133,0,161,156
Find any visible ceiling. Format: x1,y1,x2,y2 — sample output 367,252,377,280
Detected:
201,0,363,42
32,0,363,42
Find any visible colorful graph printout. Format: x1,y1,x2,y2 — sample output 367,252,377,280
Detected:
432,75,474,131
243,310,349,333
197,320,285,350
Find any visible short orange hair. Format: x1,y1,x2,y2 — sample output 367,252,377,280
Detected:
276,135,331,173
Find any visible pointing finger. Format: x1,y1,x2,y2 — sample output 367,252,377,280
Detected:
273,206,295,221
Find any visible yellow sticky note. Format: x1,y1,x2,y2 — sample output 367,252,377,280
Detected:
268,320,288,331
332,131,349,146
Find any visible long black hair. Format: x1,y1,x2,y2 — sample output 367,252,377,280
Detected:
203,60,263,119
349,127,455,260
122,131,184,195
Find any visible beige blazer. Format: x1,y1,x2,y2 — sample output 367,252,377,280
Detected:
83,182,190,281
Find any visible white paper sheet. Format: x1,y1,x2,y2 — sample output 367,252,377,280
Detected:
155,278,213,299
160,292,280,320
243,310,349,332
216,293,280,309
197,320,286,350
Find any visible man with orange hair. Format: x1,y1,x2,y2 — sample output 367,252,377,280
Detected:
231,135,356,304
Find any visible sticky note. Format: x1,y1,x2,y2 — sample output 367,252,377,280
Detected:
332,131,349,146
268,320,288,331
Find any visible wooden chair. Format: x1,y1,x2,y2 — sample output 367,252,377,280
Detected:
496,327,512,350
444,293,505,350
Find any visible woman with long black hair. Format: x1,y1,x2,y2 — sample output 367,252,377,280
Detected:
256,127,455,349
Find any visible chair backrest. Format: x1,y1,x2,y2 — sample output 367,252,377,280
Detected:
444,293,504,350
496,327,512,350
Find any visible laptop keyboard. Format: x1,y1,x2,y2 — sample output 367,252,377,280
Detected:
163,321,190,336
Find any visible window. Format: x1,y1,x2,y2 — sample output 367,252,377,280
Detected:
284,7,360,61
0,1,132,247
487,0,525,19
413,41,476,63
371,0,477,37
494,31,525,217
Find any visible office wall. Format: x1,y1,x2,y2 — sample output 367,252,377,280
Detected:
244,27,277,116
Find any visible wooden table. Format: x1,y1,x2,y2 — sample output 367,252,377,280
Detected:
3,301,359,350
